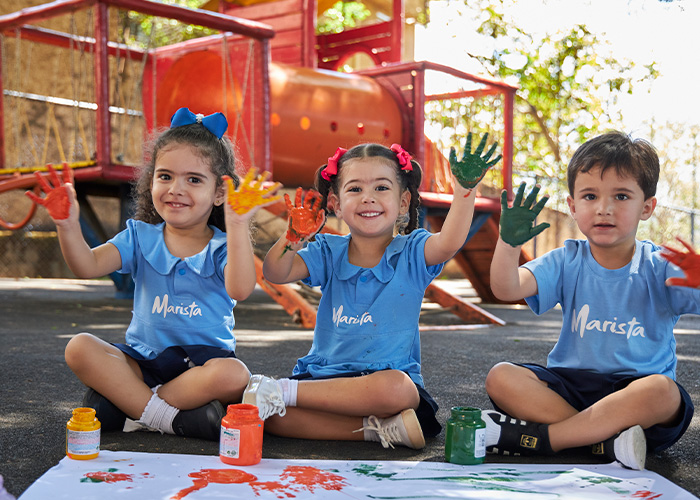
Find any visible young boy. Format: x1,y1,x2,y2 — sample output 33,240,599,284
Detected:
484,131,697,470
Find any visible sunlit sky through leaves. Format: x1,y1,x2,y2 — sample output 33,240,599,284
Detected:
415,0,699,130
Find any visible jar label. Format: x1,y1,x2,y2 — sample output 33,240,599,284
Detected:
474,428,486,458
220,427,241,459
66,429,100,455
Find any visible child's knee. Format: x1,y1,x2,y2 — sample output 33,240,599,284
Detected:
202,357,250,392
64,333,98,368
485,362,517,396
632,374,680,406
371,370,419,413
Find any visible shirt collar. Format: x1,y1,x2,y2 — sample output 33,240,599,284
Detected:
139,222,226,277
326,233,409,283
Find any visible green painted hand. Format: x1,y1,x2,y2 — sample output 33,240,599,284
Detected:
449,132,502,189
500,182,550,247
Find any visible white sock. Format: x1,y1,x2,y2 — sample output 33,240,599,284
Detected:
138,385,179,434
278,378,298,407
482,411,502,447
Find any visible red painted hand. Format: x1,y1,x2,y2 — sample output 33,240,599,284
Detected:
25,163,74,220
661,237,700,288
285,187,325,244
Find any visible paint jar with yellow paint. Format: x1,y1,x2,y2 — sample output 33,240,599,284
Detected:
66,407,101,460
444,406,486,465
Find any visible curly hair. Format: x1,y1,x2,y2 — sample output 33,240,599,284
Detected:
313,143,423,234
133,123,239,232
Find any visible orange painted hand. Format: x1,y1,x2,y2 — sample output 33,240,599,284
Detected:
285,187,325,244
224,168,281,215
25,163,74,220
661,237,700,288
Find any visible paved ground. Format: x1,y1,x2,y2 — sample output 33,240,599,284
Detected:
1,277,699,498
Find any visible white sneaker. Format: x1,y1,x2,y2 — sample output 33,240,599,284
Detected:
242,374,287,420
355,409,425,449
613,425,647,470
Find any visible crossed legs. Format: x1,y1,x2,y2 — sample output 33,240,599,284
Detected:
485,362,682,452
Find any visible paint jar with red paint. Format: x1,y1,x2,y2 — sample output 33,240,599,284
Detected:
66,407,101,460
220,403,263,466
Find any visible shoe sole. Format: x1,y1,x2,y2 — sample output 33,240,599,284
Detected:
615,425,646,470
400,409,426,449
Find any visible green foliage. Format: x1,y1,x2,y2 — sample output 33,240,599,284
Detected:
318,1,371,34
425,0,657,194
637,120,700,244
119,0,217,49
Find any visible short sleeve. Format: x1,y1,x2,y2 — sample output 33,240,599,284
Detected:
299,235,333,288
522,246,567,315
107,220,138,274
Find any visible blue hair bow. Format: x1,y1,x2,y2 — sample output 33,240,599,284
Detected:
170,107,228,139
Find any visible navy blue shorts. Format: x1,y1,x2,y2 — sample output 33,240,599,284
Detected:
494,363,694,453
291,370,442,438
114,343,237,388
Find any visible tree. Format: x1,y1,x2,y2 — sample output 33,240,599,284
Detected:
317,1,371,34
425,0,658,206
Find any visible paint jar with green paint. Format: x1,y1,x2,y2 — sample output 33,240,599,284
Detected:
445,406,486,465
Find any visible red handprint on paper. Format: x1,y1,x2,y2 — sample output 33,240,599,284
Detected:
25,163,74,220
661,237,700,288
285,187,325,244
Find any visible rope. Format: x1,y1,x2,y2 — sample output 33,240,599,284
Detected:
0,160,96,176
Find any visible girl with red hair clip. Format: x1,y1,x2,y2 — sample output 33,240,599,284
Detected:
245,136,500,449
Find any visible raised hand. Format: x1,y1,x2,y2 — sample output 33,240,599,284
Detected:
25,163,74,220
449,132,502,190
661,237,700,288
285,187,325,244
500,182,550,247
224,168,281,215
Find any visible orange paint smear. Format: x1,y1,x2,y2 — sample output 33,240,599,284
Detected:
281,466,347,492
172,469,258,500
171,465,347,499
249,480,297,498
632,491,663,500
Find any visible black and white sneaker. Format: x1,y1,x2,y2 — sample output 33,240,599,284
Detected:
482,410,554,456
592,425,646,470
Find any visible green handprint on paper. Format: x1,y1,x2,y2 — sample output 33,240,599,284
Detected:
449,132,502,190
500,182,550,247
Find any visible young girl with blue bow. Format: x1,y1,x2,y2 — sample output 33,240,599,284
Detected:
27,108,280,441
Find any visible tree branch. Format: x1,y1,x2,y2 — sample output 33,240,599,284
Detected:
518,95,561,164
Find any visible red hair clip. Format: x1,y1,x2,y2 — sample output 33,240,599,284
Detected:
321,147,347,181
390,144,413,171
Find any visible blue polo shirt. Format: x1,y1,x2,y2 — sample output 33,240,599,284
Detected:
108,219,235,358
295,229,444,387
523,239,700,379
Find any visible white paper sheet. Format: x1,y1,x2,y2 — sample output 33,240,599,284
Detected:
19,450,697,499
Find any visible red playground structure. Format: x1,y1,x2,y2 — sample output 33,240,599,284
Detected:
0,0,526,327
